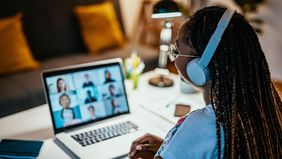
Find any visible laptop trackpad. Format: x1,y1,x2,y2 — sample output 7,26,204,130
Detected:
107,130,145,157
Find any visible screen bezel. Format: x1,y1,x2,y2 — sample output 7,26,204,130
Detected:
42,59,130,134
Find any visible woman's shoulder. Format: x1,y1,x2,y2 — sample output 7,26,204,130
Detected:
157,104,222,159
175,104,217,138
184,104,215,123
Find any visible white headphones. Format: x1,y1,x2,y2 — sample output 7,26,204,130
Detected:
186,9,235,86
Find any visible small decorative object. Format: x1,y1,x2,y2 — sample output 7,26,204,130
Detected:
124,50,145,89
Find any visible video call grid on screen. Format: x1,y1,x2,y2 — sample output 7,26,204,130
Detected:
43,64,130,130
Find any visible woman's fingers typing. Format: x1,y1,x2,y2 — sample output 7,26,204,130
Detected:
129,133,163,158
129,133,152,157
136,143,160,152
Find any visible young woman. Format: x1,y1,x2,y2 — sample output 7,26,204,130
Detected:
129,6,282,159
59,93,82,126
56,77,69,93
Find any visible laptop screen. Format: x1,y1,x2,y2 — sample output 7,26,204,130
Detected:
42,60,130,133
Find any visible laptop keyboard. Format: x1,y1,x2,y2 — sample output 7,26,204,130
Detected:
71,121,138,147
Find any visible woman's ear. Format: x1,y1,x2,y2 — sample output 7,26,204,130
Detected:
174,54,190,83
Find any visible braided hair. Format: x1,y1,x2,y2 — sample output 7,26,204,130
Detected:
181,6,282,158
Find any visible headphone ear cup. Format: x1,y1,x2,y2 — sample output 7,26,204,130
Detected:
186,58,210,86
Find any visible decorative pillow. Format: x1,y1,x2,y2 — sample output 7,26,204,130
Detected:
74,2,125,54
0,14,39,75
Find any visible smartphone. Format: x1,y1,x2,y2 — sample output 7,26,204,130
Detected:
174,104,191,117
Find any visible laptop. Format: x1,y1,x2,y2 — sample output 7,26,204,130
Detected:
42,58,164,159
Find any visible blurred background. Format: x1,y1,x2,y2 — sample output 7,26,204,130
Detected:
121,0,282,80
0,0,281,118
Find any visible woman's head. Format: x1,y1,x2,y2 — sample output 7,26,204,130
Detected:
175,6,282,158
57,78,67,92
59,93,71,108
175,7,250,85
105,70,111,80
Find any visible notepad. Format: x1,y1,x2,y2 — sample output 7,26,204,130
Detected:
0,139,44,159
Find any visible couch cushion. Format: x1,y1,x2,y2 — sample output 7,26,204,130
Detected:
0,13,39,75
0,0,124,60
75,2,125,54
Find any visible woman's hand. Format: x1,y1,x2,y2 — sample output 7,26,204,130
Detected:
129,133,163,159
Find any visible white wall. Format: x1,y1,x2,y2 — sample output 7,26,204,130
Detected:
254,0,282,80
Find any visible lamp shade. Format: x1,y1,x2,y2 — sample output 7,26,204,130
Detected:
151,0,182,19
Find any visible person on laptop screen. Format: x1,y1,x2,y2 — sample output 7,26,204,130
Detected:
111,98,120,114
59,93,71,109
61,108,81,127
84,90,97,104
82,73,95,88
87,105,97,120
56,78,69,93
59,93,82,126
103,69,115,84
103,84,123,100
129,7,282,159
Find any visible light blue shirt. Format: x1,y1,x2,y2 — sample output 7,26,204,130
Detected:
156,104,225,159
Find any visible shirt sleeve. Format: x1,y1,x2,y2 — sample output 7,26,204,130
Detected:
155,123,181,157
159,108,223,159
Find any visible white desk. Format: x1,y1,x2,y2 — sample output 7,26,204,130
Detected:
0,71,205,158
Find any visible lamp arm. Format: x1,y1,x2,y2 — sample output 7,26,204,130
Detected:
158,21,173,68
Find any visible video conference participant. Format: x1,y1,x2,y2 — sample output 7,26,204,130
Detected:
82,73,95,88
84,90,97,104
109,84,122,97
59,93,81,126
87,105,97,120
103,69,115,84
59,93,71,109
109,84,116,97
111,98,120,114
56,77,69,93
129,7,282,159
61,108,82,127
104,84,122,100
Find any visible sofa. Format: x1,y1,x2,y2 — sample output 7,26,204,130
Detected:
0,0,158,117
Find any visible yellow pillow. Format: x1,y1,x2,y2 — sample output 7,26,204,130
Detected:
0,14,38,75
74,2,125,54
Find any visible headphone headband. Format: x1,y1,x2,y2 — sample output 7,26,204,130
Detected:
186,8,235,86
198,9,235,68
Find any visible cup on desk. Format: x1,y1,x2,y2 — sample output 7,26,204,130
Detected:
179,77,196,94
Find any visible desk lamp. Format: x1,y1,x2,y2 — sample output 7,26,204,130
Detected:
149,0,182,87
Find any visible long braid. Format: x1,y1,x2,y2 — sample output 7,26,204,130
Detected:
182,6,282,158
235,26,260,158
